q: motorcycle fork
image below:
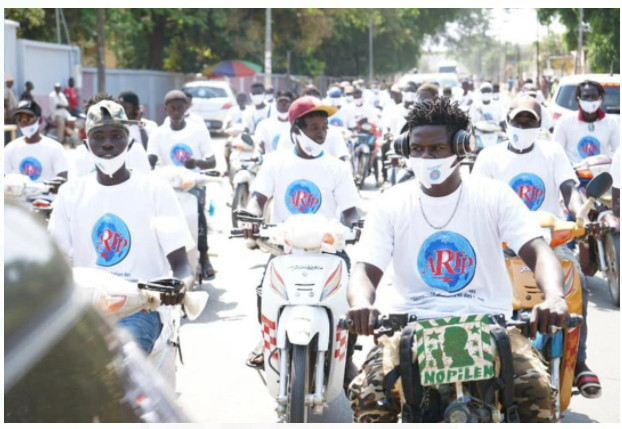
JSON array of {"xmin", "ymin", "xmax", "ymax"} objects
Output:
[{"xmin": 595, "ymin": 237, "xmax": 607, "ymax": 272}]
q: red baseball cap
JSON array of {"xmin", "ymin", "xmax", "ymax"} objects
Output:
[{"xmin": 288, "ymin": 96, "xmax": 337, "ymax": 125}]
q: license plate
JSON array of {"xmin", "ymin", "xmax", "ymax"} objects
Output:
[{"xmin": 415, "ymin": 314, "xmax": 495, "ymax": 386}]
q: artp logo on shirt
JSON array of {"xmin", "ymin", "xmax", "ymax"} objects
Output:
[
  {"xmin": 285, "ymin": 179, "xmax": 322, "ymax": 214},
  {"xmin": 577, "ymin": 136, "xmax": 601, "ymax": 158},
  {"xmin": 271, "ymin": 134, "xmax": 281, "ymax": 151},
  {"xmin": 19, "ymin": 157, "xmax": 42, "ymax": 181},
  {"xmin": 92, "ymin": 213, "xmax": 131, "ymax": 267},
  {"xmin": 483, "ymin": 112, "xmax": 494, "ymax": 121},
  {"xmin": 329, "ymin": 117, "xmax": 344, "ymax": 128},
  {"xmin": 417, "ymin": 231, "xmax": 476, "ymax": 293},
  {"xmin": 170, "ymin": 143, "xmax": 194, "ymax": 166},
  {"xmin": 430, "ymin": 169, "xmax": 441, "ymax": 180},
  {"xmin": 510, "ymin": 173, "xmax": 545, "ymax": 211}
]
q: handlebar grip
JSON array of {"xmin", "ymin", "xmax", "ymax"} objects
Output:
[
  {"xmin": 338, "ymin": 318, "xmax": 353, "ymax": 329},
  {"xmin": 564, "ymin": 314, "xmax": 584, "ymax": 328},
  {"xmin": 229, "ymin": 228, "xmax": 245, "ymax": 238}
]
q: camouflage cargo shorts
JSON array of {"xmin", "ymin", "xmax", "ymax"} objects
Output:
[{"xmin": 347, "ymin": 327, "xmax": 558, "ymax": 423}]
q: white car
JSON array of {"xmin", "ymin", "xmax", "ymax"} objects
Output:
[
  {"xmin": 181, "ymin": 81, "xmax": 237, "ymax": 132},
  {"xmin": 548, "ymin": 73, "xmax": 620, "ymax": 127},
  {"xmin": 398, "ymin": 72, "xmax": 462, "ymax": 100}
]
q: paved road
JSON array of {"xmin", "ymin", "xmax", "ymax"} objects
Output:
[{"xmin": 66, "ymin": 136, "xmax": 617, "ymax": 423}]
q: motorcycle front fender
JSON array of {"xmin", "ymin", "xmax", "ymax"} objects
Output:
[
  {"xmin": 277, "ymin": 306, "xmax": 330, "ymax": 351},
  {"xmin": 232, "ymin": 169, "xmax": 253, "ymax": 186}
]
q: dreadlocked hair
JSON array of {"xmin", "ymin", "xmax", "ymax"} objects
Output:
[
  {"xmin": 406, "ymin": 97, "xmax": 470, "ymax": 140},
  {"xmin": 84, "ymin": 93, "xmax": 119, "ymax": 113}
]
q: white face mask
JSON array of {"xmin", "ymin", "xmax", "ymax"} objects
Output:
[
  {"xmin": 354, "ymin": 98, "xmax": 363, "ymax": 107},
  {"xmin": 250, "ymin": 93, "xmax": 265, "ymax": 106},
  {"xmin": 402, "ymin": 92, "xmax": 417, "ymax": 103},
  {"xmin": 506, "ymin": 125, "xmax": 540, "ymax": 151},
  {"xmin": 277, "ymin": 111, "xmax": 289, "ymax": 121},
  {"xmin": 408, "ymin": 155, "xmax": 459, "ymax": 189},
  {"xmin": 329, "ymin": 97, "xmax": 342, "ymax": 107},
  {"xmin": 265, "ymin": 94, "xmax": 274, "ymax": 102},
  {"xmin": 492, "ymin": 92, "xmax": 500, "ymax": 100},
  {"xmin": 86, "ymin": 139, "xmax": 129, "ymax": 178},
  {"xmin": 345, "ymin": 95, "xmax": 354, "ymax": 103},
  {"xmin": 578, "ymin": 98, "xmax": 602, "ymax": 114},
  {"xmin": 20, "ymin": 121, "xmax": 39, "ymax": 138},
  {"xmin": 295, "ymin": 130, "xmax": 324, "ymax": 158},
  {"xmin": 481, "ymin": 93, "xmax": 492, "ymax": 103}
]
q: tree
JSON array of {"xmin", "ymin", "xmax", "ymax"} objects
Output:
[{"xmin": 537, "ymin": 8, "xmax": 620, "ymax": 73}]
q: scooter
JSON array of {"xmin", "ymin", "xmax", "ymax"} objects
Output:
[
  {"xmin": 4, "ymin": 173, "xmax": 65, "ymax": 220},
  {"xmin": 151, "ymin": 166, "xmax": 222, "ymax": 283},
  {"xmin": 352, "ymin": 119, "xmax": 381, "ymax": 189},
  {"xmin": 230, "ymin": 212, "xmax": 363, "ymax": 422},
  {"xmin": 72, "ymin": 267, "xmax": 208, "ymax": 388},
  {"xmin": 506, "ymin": 172, "xmax": 613, "ymax": 418},
  {"xmin": 229, "ymin": 133, "xmax": 262, "ymax": 228},
  {"xmin": 574, "ymin": 155, "xmax": 620, "ymax": 306}
]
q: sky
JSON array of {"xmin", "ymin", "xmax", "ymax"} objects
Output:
[{"xmin": 489, "ymin": 8, "xmax": 566, "ymax": 45}]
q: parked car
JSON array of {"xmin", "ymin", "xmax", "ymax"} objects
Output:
[
  {"xmin": 398, "ymin": 72, "xmax": 462, "ymax": 100},
  {"xmin": 548, "ymin": 73, "xmax": 620, "ymax": 127},
  {"xmin": 182, "ymin": 80, "xmax": 237, "ymax": 133},
  {"xmin": 4, "ymin": 203, "xmax": 190, "ymax": 423}
]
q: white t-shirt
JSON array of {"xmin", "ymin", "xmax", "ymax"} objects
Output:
[
  {"xmin": 349, "ymin": 102, "xmax": 379, "ymax": 125},
  {"xmin": 276, "ymin": 126, "xmax": 350, "ymax": 160},
  {"xmin": 472, "ymin": 140, "xmax": 577, "ymax": 218},
  {"xmin": 147, "ymin": 121, "xmax": 214, "ymax": 167},
  {"xmin": 253, "ymin": 115, "xmax": 290, "ymax": 154},
  {"xmin": 251, "ymin": 148, "xmax": 359, "ymax": 224},
  {"xmin": 48, "ymin": 90, "xmax": 70, "ymax": 118},
  {"xmin": 358, "ymin": 175, "xmax": 543, "ymax": 319},
  {"xmin": 469, "ymin": 101, "xmax": 505, "ymax": 124},
  {"xmin": 4, "ymin": 136, "xmax": 68, "ymax": 182},
  {"xmin": 612, "ymin": 148, "xmax": 620, "ymax": 189},
  {"xmin": 553, "ymin": 111, "xmax": 620, "ymax": 165},
  {"xmin": 163, "ymin": 111, "xmax": 210, "ymax": 133},
  {"xmin": 49, "ymin": 171, "xmax": 194, "ymax": 281},
  {"xmin": 329, "ymin": 106, "xmax": 356, "ymax": 130},
  {"xmin": 223, "ymin": 105, "xmax": 246, "ymax": 129},
  {"xmin": 128, "ymin": 120, "xmax": 158, "ymax": 149},
  {"xmin": 380, "ymin": 102, "xmax": 410, "ymax": 136},
  {"xmin": 242, "ymin": 104, "xmax": 273, "ymax": 133},
  {"xmin": 69, "ymin": 142, "xmax": 151, "ymax": 179}
]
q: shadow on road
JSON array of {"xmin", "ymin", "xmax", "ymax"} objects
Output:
[
  {"xmin": 182, "ymin": 280, "xmax": 240, "ymax": 326},
  {"xmin": 586, "ymin": 276, "xmax": 619, "ymax": 313}
]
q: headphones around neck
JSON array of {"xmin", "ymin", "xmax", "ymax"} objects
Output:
[{"xmin": 392, "ymin": 123, "xmax": 475, "ymax": 158}]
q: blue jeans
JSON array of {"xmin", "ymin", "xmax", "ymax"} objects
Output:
[{"xmin": 118, "ymin": 311, "xmax": 163, "ymax": 355}]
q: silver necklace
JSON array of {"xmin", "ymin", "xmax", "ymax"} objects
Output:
[{"xmin": 418, "ymin": 184, "xmax": 463, "ymax": 230}]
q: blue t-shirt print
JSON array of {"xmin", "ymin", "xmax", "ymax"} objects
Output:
[
  {"xmin": 509, "ymin": 173, "xmax": 545, "ymax": 211},
  {"xmin": 577, "ymin": 136, "xmax": 601, "ymax": 158},
  {"xmin": 170, "ymin": 143, "xmax": 194, "ymax": 166},
  {"xmin": 19, "ymin": 157, "xmax": 43, "ymax": 181},
  {"xmin": 417, "ymin": 231, "xmax": 476, "ymax": 293},
  {"xmin": 92, "ymin": 213, "xmax": 132, "ymax": 267},
  {"xmin": 285, "ymin": 179, "xmax": 322, "ymax": 214}
]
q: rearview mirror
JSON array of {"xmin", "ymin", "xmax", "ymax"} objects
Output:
[{"xmin": 586, "ymin": 172, "xmax": 612, "ymax": 199}]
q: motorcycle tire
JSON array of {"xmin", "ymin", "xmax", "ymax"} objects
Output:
[
  {"xmin": 604, "ymin": 232, "xmax": 620, "ymax": 307},
  {"xmin": 231, "ymin": 183, "xmax": 249, "ymax": 229},
  {"xmin": 288, "ymin": 345, "xmax": 310, "ymax": 423},
  {"xmin": 356, "ymin": 155, "xmax": 369, "ymax": 190},
  {"xmin": 374, "ymin": 156, "xmax": 382, "ymax": 188}
]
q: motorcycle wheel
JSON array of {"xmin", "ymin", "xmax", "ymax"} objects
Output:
[
  {"xmin": 604, "ymin": 233, "xmax": 620, "ymax": 307},
  {"xmin": 231, "ymin": 183, "xmax": 249, "ymax": 228},
  {"xmin": 374, "ymin": 156, "xmax": 382, "ymax": 187},
  {"xmin": 356, "ymin": 154, "xmax": 369, "ymax": 190},
  {"xmin": 287, "ymin": 345, "xmax": 310, "ymax": 423}
]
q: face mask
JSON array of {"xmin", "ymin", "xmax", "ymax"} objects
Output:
[
  {"xmin": 330, "ymin": 97, "xmax": 342, "ymax": 107},
  {"xmin": 295, "ymin": 130, "xmax": 324, "ymax": 158},
  {"xmin": 578, "ymin": 99, "xmax": 602, "ymax": 114},
  {"xmin": 251, "ymin": 93, "xmax": 265, "ymax": 106},
  {"xmin": 492, "ymin": 92, "xmax": 500, "ymax": 100},
  {"xmin": 86, "ymin": 139, "xmax": 129, "ymax": 178},
  {"xmin": 402, "ymin": 92, "xmax": 417, "ymax": 103},
  {"xmin": 481, "ymin": 93, "xmax": 492, "ymax": 102},
  {"xmin": 277, "ymin": 111, "xmax": 289, "ymax": 121},
  {"xmin": 345, "ymin": 95, "xmax": 354, "ymax": 103},
  {"xmin": 506, "ymin": 125, "xmax": 540, "ymax": 151},
  {"xmin": 20, "ymin": 121, "xmax": 39, "ymax": 138},
  {"xmin": 265, "ymin": 94, "xmax": 274, "ymax": 102},
  {"xmin": 408, "ymin": 155, "xmax": 459, "ymax": 189}
]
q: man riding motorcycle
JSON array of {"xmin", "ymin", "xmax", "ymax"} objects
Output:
[{"xmin": 345, "ymin": 97, "xmax": 566, "ymax": 423}]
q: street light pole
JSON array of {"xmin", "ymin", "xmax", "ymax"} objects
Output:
[
  {"xmin": 536, "ymin": 16, "xmax": 540, "ymax": 90},
  {"xmin": 265, "ymin": 8, "xmax": 272, "ymax": 89},
  {"xmin": 369, "ymin": 16, "xmax": 373, "ymax": 83},
  {"xmin": 576, "ymin": 8, "xmax": 584, "ymax": 74},
  {"xmin": 96, "ymin": 8, "xmax": 106, "ymax": 93}
]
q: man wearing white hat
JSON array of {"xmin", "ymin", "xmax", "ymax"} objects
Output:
[{"xmin": 48, "ymin": 82, "xmax": 71, "ymax": 143}]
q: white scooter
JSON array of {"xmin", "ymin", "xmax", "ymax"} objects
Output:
[
  {"xmin": 72, "ymin": 267, "xmax": 208, "ymax": 388},
  {"xmin": 231, "ymin": 212, "xmax": 363, "ymax": 423},
  {"xmin": 152, "ymin": 166, "xmax": 222, "ymax": 282},
  {"xmin": 229, "ymin": 133, "xmax": 262, "ymax": 228}
]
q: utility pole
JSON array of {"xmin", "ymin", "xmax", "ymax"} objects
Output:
[
  {"xmin": 265, "ymin": 8, "xmax": 272, "ymax": 89},
  {"xmin": 576, "ymin": 8, "xmax": 584, "ymax": 74},
  {"xmin": 55, "ymin": 8, "xmax": 61, "ymax": 44},
  {"xmin": 368, "ymin": 16, "xmax": 373, "ymax": 83},
  {"xmin": 286, "ymin": 50, "xmax": 291, "ymax": 90},
  {"xmin": 536, "ymin": 16, "xmax": 540, "ymax": 90},
  {"xmin": 96, "ymin": 9, "xmax": 106, "ymax": 93}
]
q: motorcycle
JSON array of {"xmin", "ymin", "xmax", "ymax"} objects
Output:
[
  {"xmin": 346, "ymin": 312, "xmax": 582, "ymax": 423},
  {"xmin": 230, "ymin": 211, "xmax": 363, "ymax": 422},
  {"xmin": 351, "ymin": 118, "xmax": 381, "ymax": 189},
  {"xmin": 4, "ymin": 173, "xmax": 65, "ymax": 220},
  {"xmin": 152, "ymin": 166, "xmax": 222, "ymax": 284},
  {"xmin": 72, "ymin": 267, "xmax": 208, "ymax": 388},
  {"xmin": 381, "ymin": 150, "xmax": 411, "ymax": 191},
  {"xmin": 229, "ymin": 133, "xmax": 262, "ymax": 228},
  {"xmin": 573, "ymin": 155, "xmax": 620, "ymax": 306},
  {"xmin": 44, "ymin": 113, "xmax": 85, "ymax": 147},
  {"xmin": 473, "ymin": 120, "xmax": 504, "ymax": 152},
  {"xmin": 506, "ymin": 172, "xmax": 613, "ymax": 418}
]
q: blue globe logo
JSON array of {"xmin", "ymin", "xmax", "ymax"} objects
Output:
[
  {"xmin": 509, "ymin": 173, "xmax": 545, "ymax": 210},
  {"xmin": 429, "ymin": 169, "xmax": 441, "ymax": 180},
  {"xmin": 577, "ymin": 136, "xmax": 601, "ymax": 158},
  {"xmin": 92, "ymin": 213, "xmax": 131, "ymax": 267},
  {"xmin": 285, "ymin": 179, "xmax": 322, "ymax": 214},
  {"xmin": 271, "ymin": 134, "xmax": 281, "ymax": 151},
  {"xmin": 330, "ymin": 117, "xmax": 344, "ymax": 128},
  {"xmin": 170, "ymin": 143, "xmax": 193, "ymax": 166},
  {"xmin": 19, "ymin": 157, "xmax": 42, "ymax": 181},
  {"xmin": 417, "ymin": 231, "xmax": 476, "ymax": 293}
]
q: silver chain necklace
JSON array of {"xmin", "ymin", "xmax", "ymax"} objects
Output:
[{"xmin": 418, "ymin": 184, "xmax": 463, "ymax": 230}]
